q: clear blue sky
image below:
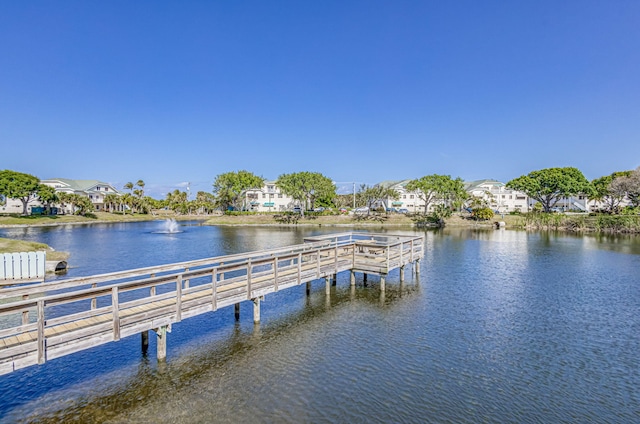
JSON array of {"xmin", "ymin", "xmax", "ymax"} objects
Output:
[{"xmin": 1, "ymin": 1, "xmax": 639, "ymax": 197}]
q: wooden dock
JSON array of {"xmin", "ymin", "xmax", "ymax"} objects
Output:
[{"xmin": 0, "ymin": 232, "xmax": 423, "ymax": 376}]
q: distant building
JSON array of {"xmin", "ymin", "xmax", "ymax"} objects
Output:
[
  {"xmin": 242, "ymin": 181, "xmax": 295, "ymax": 212},
  {"xmin": 464, "ymin": 179, "xmax": 529, "ymax": 213},
  {"xmin": 0, "ymin": 178, "xmax": 122, "ymax": 215},
  {"xmin": 377, "ymin": 180, "xmax": 428, "ymax": 212},
  {"xmin": 41, "ymin": 178, "xmax": 121, "ymax": 213}
]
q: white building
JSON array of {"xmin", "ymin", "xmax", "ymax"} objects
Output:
[
  {"xmin": 377, "ymin": 180, "xmax": 429, "ymax": 212},
  {"xmin": 41, "ymin": 178, "xmax": 121, "ymax": 213},
  {"xmin": 242, "ymin": 181, "xmax": 296, "ymax": 212},
  {"xmin": 0, "ymin": 178, "xmax": 121, "ymax": 215},
  {"xmin": 465, "ymin": 179, "xmax": 529, "ymax": 213}
]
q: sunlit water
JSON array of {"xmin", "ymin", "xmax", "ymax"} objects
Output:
[{"xmin": 0, "ymin": 222, "xmax": 639, "ymax": 423}]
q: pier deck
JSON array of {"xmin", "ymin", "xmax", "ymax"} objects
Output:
[{"xmin": 0, "ymin": 232, "xmax": 423, "ymax": 375}]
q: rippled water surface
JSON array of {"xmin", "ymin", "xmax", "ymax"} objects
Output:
[{"xmin": 0, "ymin": 223, "xmax": 639, "ymax": 423}]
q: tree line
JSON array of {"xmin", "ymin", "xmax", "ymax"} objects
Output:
[{"xmin": 1, "ymin": 166, "xmax": 639, "ymax": 217}]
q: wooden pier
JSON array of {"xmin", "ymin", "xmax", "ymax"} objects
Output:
[{"xmin": 0, "ymin": 232, "xmax": 423, "ymax": 376}]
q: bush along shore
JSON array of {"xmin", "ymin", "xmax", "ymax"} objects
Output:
[{"xmin": 520, "ymin": 213, "xmax": 640, "ymax": 233}]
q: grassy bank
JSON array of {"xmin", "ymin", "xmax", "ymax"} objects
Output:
[
  {"xmin": 1, "ymin": 210, "xmax": 523, "ymax": 229},
  {"xmin": 0, "ymin": 237, "xmax": 69, "ymax": 261},
  {"xmin": 0, "ymin": 211, "xmax": 161, "ymax": 227}
]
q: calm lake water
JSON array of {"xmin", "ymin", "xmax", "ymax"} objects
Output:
[{"xmin": 0, "ymin": 222, "xmax": 639, "ymax": 423}]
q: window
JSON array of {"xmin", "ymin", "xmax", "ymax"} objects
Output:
[
  {"xmin": 278, "ymin": 194, "xmax": 283, "ymax": 198},
  {"xmin": 410, "ymin": 195, "xmax": 414, "ymax": 199},
  {"xmin": 509, "ymin": 195, "xmax": 512, "ymax": 199},
  {"xmin": 262, "ymin": 193, "xmax": 266, "ymax": 198}
]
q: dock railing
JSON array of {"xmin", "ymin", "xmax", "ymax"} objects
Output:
[{"xmin": 0, "ymin": 232, "xmax": 423, "ymax": 375}]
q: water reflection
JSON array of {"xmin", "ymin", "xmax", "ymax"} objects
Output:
[{"xmin": 0, "ymin": 225, "xmax": 639, "ymax": 423}]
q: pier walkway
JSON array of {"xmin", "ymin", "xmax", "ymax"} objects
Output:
[{"xmin": 0, "ymin": 232, "xmax": 423, "ymax": 376}]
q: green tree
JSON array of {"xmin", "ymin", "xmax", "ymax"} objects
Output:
[
  {"xmin": 0, "ymin": 170, "xmax": 42, "ymax": 215},
  {"xmin": 71, "ymin": 194, "xmax": 94, "ymax": 216},
  {"xmin": 276, "ymin": 172, "xmax": 336, "ymax": 216},
  {"xmin": 506, "ymin": 167, "xmax": 592, "ymax": 213},
  {"xmin": 591, "ymin": 171, "xmax": 631, "ymax": 213},
  {"xmin": 406, "ymin": 174, "xmax": 466, "ymax": 215},
  {"xmin": 103, "ymin": 193, "xmax": 120, "ymax": 213},
  {"xmin": 611, "ymin": 166, "xmax": 640, "ymax": 208},
  {"xmin": 195, "ymin": 191, "xmax": 216, "ymax": 214},
  {"xmin": 36, "ymin": 184, "xmax": 58, "ymax": 212},
  {"xmin": 472, "ymin": 207, "xmax": 494, "ymax": 221},
  {"xmin": 136, "ymin": 180, "xmax": 145, "ymax": 196},
  {"xmin": 166, "ymin": 189, "xmax": 188, "ymax": 214},
  {"xmin": 356, "ymin": 184, "xmax": 400, "ymax": 214},
  {"xmin": 213, "ymin": 170, "xmax": 264, "ymax": 211}
]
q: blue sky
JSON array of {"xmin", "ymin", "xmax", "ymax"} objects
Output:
[{"xmin": 1, "ymin": 1, "xmax": 639, "ymax": 198}]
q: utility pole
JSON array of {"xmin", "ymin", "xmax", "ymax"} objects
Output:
[{"xmin": 353, "ymin": 182, "xmax": 356, "ymax": 209}]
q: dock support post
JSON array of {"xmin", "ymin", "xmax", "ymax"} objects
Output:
[
  {"xmin": 332, "ymin": 274, "xmax": 337, "ymax": 286},
  {"xmin": 306, "ymin": 281, "xmax": 311, "ymax": 296},
  {"xmin": 253, "ymin": 297, "xmax": 261, "ymax": 323},
  {"xmin": 363, "ymin": 273, "xmax": 368, "ymax": 286},
  {"xmin": 157, "ymin": 326, "xmax": 168, "ymax": 361},
  {"xmin": 234, "ymin": 303, "xmax": 240, "ymax": 321},
  {"xmin": 350, "ymin": 270, "xmax": 355, "ymax": 286},
  {"xmin": 325, "ymin": 276, "xmax": 331, "ymax": 295},
  {"xmin": 380, "ymin": 275, "xmax": 386, "ymax": 292},
  {"xmin": 400, "ymin": 266, "xmax": 405, "ymax": 282},
  {"xmin": 415, "ymin": 259, "xmax": 420, "ymax": 277},
  {"xmin": 141, "ymin": 330, "xmax": 149, "ymax": 354}
]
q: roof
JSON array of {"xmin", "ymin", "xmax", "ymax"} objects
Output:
[
  {"xmin": 42, "ymin": 178, "xmax": 121, "ymax": 194},
  {"xmin": 464, "ymin": 179, "xmax": 505, "ymax": 191}
]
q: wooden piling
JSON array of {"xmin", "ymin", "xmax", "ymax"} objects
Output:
[
  {"xmin": 400, "ymin": 266, "xmax": 405, "ymax": 282},
  {"xmin": 380, "ymin": 275, "xmax": 386, "ymax": 291},
  {"xmin": 156, "ymin": 326, "xmax": 167, "ymax": 361},
  {"xmin": 350, "ymin": 270, "xmax": 355, "ymax": 286},
  {"xmin": 325, "ymin": 276, "xmax": 330, "ymax": 295},
  {"xmin": 141, "ymin": 330, "xmax": 149, "ymax": 354},
  {"xmin": 253, "ymin": 297, "xmax": 261, "ymax": 323},
  {"xmin": 306, "ymin": 281, "xmax": 311, "ymax": 296},
  {"xmin": 332, "ymin": 274, "xmax": 337, "ymax": 286},
  {"xmin": 234, "ymin": 303, "xmax": 240, "ymax": 321}
]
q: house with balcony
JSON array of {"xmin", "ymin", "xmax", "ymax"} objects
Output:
[
  {"xmin": 242, "ymin": 181, "xmax": 296, "ymax": 212},
  {"xmin": 377, "ymin": 180, "xmax": 428, "ymax": 212},
  {"xmin": 465, "ymin": 179, "xmax": 529, "ymax": 213},
  {"xmin": 41, "ymin": 178, "xmax": 121, "ymax": 213}
]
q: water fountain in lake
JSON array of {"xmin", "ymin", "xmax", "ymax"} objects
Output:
[{"xmin": 153, "ymin": 218, "xmax": 183, "ymax": 234}]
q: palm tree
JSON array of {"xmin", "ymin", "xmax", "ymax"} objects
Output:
[
  {"xmin": 123, "ymin": 182, "xmax": 134, "ymax": 194},
  {"xmin": 136, "ymin": 180, "xmax": 145, "ymax": 197},
  {"xmin": 104, "ymin": 193, "xmax": 119, "ymax": 213}
]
